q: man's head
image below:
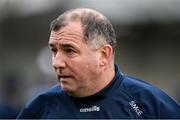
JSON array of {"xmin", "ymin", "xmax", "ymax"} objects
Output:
[{"xmin": 49, "ymin": 8, "xmax": 117, "ymax": 97}]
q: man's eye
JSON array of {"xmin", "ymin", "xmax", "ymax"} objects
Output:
[
  {"xmin": 65, "ymin": 49, "xmax": 75, "ymax": 55},
  {"xmin": 50, "ymin": 48, "xmax": 57, "ymax": 54}
]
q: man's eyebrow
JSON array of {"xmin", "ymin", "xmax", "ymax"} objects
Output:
[
  {"xmin": 48, "ymin": 42, "xmax": 78, "ymax": 50},
  {"xmin": 59, "ymin": 43, "xmax": 76, "ymax": 49}
]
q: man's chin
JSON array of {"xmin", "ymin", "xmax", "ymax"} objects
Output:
[
  {"xmin": 61, "ymin": 86, "xmax": 81, "ymax": 97},
  {"xmin": 60, "ymin": 84, "xmax": 75, "ymax": 94},
  {"xmin": 59, "ymin": 83, "xmax": 83, "ymax": 97},
  {"xmin": 63, "ymin": 89, "xmax": 77, "ymax": 97}
]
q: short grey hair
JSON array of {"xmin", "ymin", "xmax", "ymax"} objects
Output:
[{"xmin": 50, "ymin": 8, "xmax": 116, "ymax": 54}]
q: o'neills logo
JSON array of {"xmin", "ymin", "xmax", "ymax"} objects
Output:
[{"xmin": 80, "ymin": 105, "xmax": 100, "ymax": 112}]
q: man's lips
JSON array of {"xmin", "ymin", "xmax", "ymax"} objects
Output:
[{"xmin": 57, "ymin": 75, "xmax": 72, "ymax": 81}]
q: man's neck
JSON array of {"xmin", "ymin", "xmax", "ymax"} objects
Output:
[
  {"xmin": 99, "ymin": 64, "xmax": 115, "ymax": 92},
  {"xmin": 83, "ymin": 64, "xmax": 115, "ymax": 97},
  {"xmin": 69, "ymin": 64, "xmax": 115, "ymax": 98}
]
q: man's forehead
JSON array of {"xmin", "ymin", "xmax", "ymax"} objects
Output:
[
  {"xmin": 50, "ymin": 22, "xmax": 83, "ymax": 36},
  {"xmin": 50, "ymin": 31, "xmax": 83, "ymax": 41},
  {"xmin": 49, "ymin": 32, "xmax": 86, "ymax": 48}
]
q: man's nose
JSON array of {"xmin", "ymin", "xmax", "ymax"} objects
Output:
[{"xmin": 52, "ymin": 52, "xmax": 66, "ymax": 69}]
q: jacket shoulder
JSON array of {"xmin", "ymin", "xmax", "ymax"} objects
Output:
[
  {"xmin": 26, "ymin": 84, "xmax": 62, "ymax": 106},
  {"xmin": 17, "ymin": 84, "xmax": 62, "ymax": 119},
  {"xmin": 120, "ymin": 75, "xmax": 180, "ymax": 118}
]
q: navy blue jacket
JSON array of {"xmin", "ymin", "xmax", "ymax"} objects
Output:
[{"xmin": 17, "ymin": 65, "xmax": 180, "ymax": 119}]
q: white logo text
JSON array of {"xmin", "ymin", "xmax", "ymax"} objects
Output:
[
  {"xmin": 129, "ymin": 101, "xmax": 143, "ymax": 116},
  {"xmin": 80, "ymin": 105, "xmax": 100, "ymax": 112}
]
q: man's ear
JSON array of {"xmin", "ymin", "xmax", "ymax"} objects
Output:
[{"xmin": 99, "ymin": 44, "xmax": 113, "ymax": 66}]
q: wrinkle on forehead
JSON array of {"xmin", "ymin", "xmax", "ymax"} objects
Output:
[
  {"xmin": 50, "ymin": 22, "xmax": 85, "ymax": 43},
  {"xmin": 50, "ymin": 32, "xmax": 84, "ymax": 45}
]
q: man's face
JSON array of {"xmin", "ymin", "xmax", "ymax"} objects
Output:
[{"xmin": 49, "ymin": 22, "xmax": 102, "ymax": 97}]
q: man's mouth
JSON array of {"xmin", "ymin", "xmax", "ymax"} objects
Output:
[{"xmin": 57, "ymin": 75, "xmax": 72, "ymax": 81}]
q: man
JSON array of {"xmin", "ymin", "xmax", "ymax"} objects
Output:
[{"xmin": 17, "ymin": 8, "xmax": 180, "ymax": 119}]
